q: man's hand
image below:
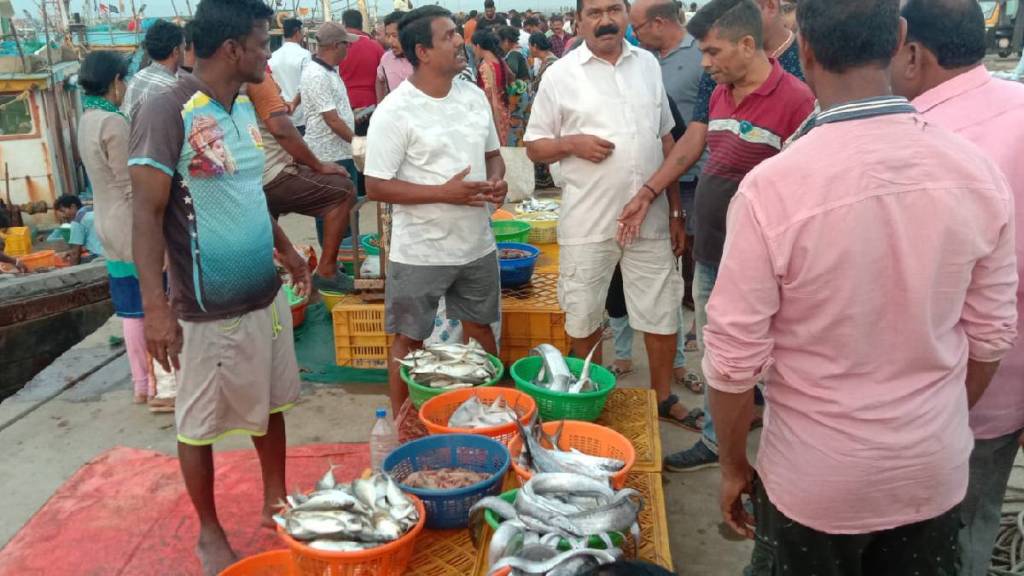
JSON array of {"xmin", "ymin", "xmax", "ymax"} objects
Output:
[
  {"xmin": 145, "ymin": 301, "xmax": 183, "ymax": 372},
  {"xmin": 13, "ymin": 259, "xmax": 27, "ymax": 273},
  {"xmin": 315, "ymin": 161, "xmax": 348, "ymax": 178},
  {"xmin": 670, "ymin": 217, "xmax": 686, "ymax": 257},
  {"xmin": 616, "ymin": 189, "xmax": 654, "ymax": 246},
  {"xmin": 446, "ymin": 166, "xmax": 493, "ymax": 207},
  {"xmin": 567, "ymin": 134, "xmax": 615, "ymax": 163},
  {"xmin": 720, "ymin": 462, "xmax": 755, "ymax": 539},
  {"xmin": 280, "ymin": 246, "xmax": 311, "ymax": 298},
  {"xmin": 488, "ymin": 177, "xmax": 509, "ymax": 205}
]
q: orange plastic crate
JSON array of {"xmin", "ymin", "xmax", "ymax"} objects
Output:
[
  {"xmin": 331, "ymin": 296, "xmax": 394, "ymax": 368},
  {"xmin": 499, "ymin": 273, "xmax": 569, "ymax": 365}
]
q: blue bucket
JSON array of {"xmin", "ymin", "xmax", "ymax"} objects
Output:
[
  {"xmin": 497, "ymin": 242, "xmax": 540, "ymax": 288},
  {"xmin": 382, "ymin": 434, "xmax": 510, "ymax": 529}
]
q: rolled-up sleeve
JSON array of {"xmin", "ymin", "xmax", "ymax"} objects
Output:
[
  {"xmin": 702, "ymin": 188, "xmax": 780, "ymax": 393},
  {"xmin": 963, "ymin": 192, "xmax": 1018, "ymax": 363}
]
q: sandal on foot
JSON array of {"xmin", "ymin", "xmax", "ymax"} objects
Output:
[
  {"xmin": 658, "ymin": 394, "xmax": 693, "ymax": 428},
  {"xmin": 680, "ymin": 407, "xmax": 705, "ymax": 433},
  {"xmin": 606, "ymin": 363, "xmax": 635, "ymax": 378},
  {"xmin": 684, "ymin": 332, "xmax": 698, "ymax": 352},
  {"xmin": 677, "ymin": 372, "xmax": 704, "ymax": 394}
]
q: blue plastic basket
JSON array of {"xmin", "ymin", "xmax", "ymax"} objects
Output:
[
  {"xmin": 497, "ymin": 242, "xmax": 540, "ymax": 288},
  {"xmin": 382, "ymin": 434, "xmax": 510, "ymax": 529}
]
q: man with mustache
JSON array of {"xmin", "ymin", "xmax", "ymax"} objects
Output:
[
  {"xmin": 365, "ymin": 6, "xmax": 508, "ymax": 416},
  {"xmin": 524, "ymin": 0, "xmax": 687, "ymax": 426}
]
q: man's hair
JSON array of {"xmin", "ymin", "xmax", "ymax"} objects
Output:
[
  {"xmin": 384, "ymin": 10, "xmax": 405, "ymax": 27},
  {"xmin": 498, "ymin": 25, "xmax": 520, "ymax": 43},
  {"xmin": 524, "ymin": 15, "xmax": 540, "ymax": 27},
  {"xmin": 282, "ymin": 17, "xmax": 303, "ymax": 38},
  {"xmin": 902, "ymin": 0, "xmax": 985, "ymax": 69},
  {"xmin": 143, "ymin": 19, "xmax": 183, "ymax": 61},
  {"xmin": 55, "ymin": 195, "xmax": 83, "ymax": 211},
  {"xmin": 469, "ymin": 9, "xmax": 478, "ymax": 16},
  {"xmin": 399, "ymin": 5, "xmax": 452, "ymax": 66},
  {"xmin": 686, "ymin": 0, "xmax": 762, "ymax": 45},
  {"xmin": 510, "ymin": 15, "xmax": 523, "ymax": 27},
  {"xmin": 550, "ymin": 13, "xmax": 563, "ymax": 22},
  {"xmin": 79, "ymin": 50, "xmax": 129, "ymax": 96},
  {"xmin": 689, "ymin": 1, "xmax": 697, "ymax": 10},
  {"xmin": 484, "ymin": 0, "xmax": 495, "ymax": 8},
  {"xmin": 342, "ymin": 9, "xmax": 363, "ymax": 29},
  {"xmin": 183, "ymin": 19, "xmax": 196, "ymax": 49},
  {"xmin": 529, "ymin": 31, "xmax": 551, "ymax": 50},
  {"xmin": 646, "ymin": 0, "xmax": 681, "ymax": 23},
  {"xmin": 192, "ymin": 0, "xmax": 273, "ymax": 59},
  {"xmin": 797, "ymin": 0, "xmax": 899, "ymax": 73}
]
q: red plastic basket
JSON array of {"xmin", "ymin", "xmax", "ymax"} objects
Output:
[
  {"xmin": 276, "ymin": 495, "xmax": 426, "ymax": 576},
  {"xmin": 417, "ymin": 387, "xmax": 537, "ymax": 447},
  {"xmin": 507, "ymin": 420, "xmax": 636, "ymax": 489}
]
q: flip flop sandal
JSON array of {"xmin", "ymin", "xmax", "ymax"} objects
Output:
[
  {"xmin": 684, "ymin": 332, "xmax": 699, "ymax": 352},
  {"xmin": 606, "ymin": 363, "xmax": 635, "ymax": 378},
  {"xmin": 678, "ymin": 372, "xmax": 704, "ymax": 394},
  {"xmin": 658, "ymin": 394, "xmax": 694, "ymax": 429},
  {"xmin": 680, "ymin": 407, "xmax": 705, "ymax": 433}
]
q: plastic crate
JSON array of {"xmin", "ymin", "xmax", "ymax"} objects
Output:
[
  {"xmin": 499, "ymin": 273, "xmax": 569, "ymax": 366},
  {"xmin": 331, "ymin": 296, "xmax": 394, "ymax": 368},
  {"xmin": 2, "ymin": 226, "xmax": 31, "ymax": 256}
]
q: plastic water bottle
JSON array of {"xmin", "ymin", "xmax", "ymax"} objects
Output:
[{"xmin": 369, "ymin": 408, "xmax": 399, "ymax": 470}]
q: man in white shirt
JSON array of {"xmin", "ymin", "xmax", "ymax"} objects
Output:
[
  {"xmin": 525, "ymin": 0, "xmax": 687, "ymax": 424},
  {"xmin": 121, "ymin": 19, "xmax": 184, "ymax": 120},
  {"xmin": 301, "ymin": 23, "xmax": 361, "ymax": 180},
  {"xmin": 269, "ymin": 18, "xmax": 311, "ymax": 134},
  {"xmin": 365, "ymin": 5, "xmax": 508, "ymax": 415}
]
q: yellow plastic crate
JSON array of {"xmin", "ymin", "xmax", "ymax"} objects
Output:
[
  {"xmin": 331, "ymin": 296, "xmax": 394, "ymax": 368},
  {"xmin": 499, "ymin": 273, "xmax": 569, "ymax": 365},
  {"xmin": 596, "ymin": 389, "xmax": 663, "ymax": 473},
  {"xmin": 2, "ymin": 226, "xmax": 31, "ymax": 256}
]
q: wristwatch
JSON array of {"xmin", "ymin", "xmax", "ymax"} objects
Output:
[{"xmin": 671, "ymin": 210, "xmax": 684, "ymax": 220}]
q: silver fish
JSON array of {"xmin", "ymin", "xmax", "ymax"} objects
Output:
[
  {"xmin": 309, "ymin": 540, "xmax": 367, "ymax": 552},
  {"xmin": 531, "ymin": 344, "xmax": 573, "ymax": 392},
  {"xmin": 487, "ymin": 520, "xmax": 526, "ymax": 567},
  {"xmin": 568, "ymin": 341, "xmax": 600, "ymax": 394},
  {"xmin": 448, "ymin": 394, "xmax": 519, "ymax": 428},
  {"xmin": 315, "ymin": 464, "xmax": 338, "ymax": 491},
  {"xmin": 352, "ymin": 478, "xmax": 378, "ymax": 511},
  {"xmin": 490, "ymin": 547, "xmax": 621, "ymax": 575},
  {"xmin": 290, "ymin": 489, "xmax": 363, "ymax": 513}
]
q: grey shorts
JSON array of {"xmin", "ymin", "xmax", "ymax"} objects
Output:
[{"xmin": 385, "ymin": 251, "xmax": 501, "ymax": 341}]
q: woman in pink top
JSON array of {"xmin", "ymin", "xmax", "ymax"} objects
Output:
[{"xmin": 470, "ymin": 29, "xmax": 511, "ymax": 145}]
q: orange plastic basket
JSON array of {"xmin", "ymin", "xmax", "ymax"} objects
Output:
[
  {"xmin": 19, "ymin": 250, "xmax": 55, "ymax": 271},
  {"xmin": 508, "ymin": 420, "xmax": 636, "ymax": 489},
  {"xmin": 277, "ymin": 495, "xmax": 426, "ymax": 576},
  {"xmin": 219, "ymin": 550, "xmax": 296, "ymax": 576},
  {"xmin": 418, "ymin": 387, "xmax": 538, "ymax": 447}
]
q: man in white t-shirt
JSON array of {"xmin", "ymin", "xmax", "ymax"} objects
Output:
[
  {"xmin": 365, "ymin": 5, "xmax": 508, "ymax": 414},
  {"xmin": 301, "ymin": 23, "xmax": 361, "ymax": 181},
  {"xmin": 269, "ymin": 18, "xmax": 311, "ymax": 133}
]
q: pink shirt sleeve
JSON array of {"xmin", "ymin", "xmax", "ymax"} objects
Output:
[
  {"xmin": 701, "ymin": 186, "xmax": 780, "ymax": 394},
  {"xmin": 962, "ymin": 178, "xmax": 1018, "ymax": 363}
]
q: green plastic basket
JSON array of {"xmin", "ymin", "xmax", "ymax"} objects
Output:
[
  {"xmin": 360, "ymin": 233, "xmax": 381, "ymax": 256},
  {"xmin": 483, "ymin": 489, "xmax": 626, "ymax": 550},
  {"xmin": 510, "ymin": 356, "xmax": 616, "ymax": 422},
  {"xmin": 491, "ymin": 220, "xmax": 532, "ymax": 243},
  {"xmin": 401, "ymin": 354, "xmax": 504, "ymax": 408}
]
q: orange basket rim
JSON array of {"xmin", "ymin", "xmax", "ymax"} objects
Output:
[
  {"xmin": 418, "ymin": 387, "xmax": 538, "ymax": 436},
  {"xmin": 219, "ymin": 549, "xmax": 293, "ymax": 575},
  {"xmin": 276, "ymin": 494, "xmax": 426, "ymax": 560},
  {"xmin": 507, "ymin": 420, "xmax": 636, "ymax": 483},
  {"xmin": 21, "ymin": 250, "xmax": 55, "ymax": 260}
]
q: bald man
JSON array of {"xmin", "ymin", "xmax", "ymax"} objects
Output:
[{"xmin": 892, "ymin": 2, "xmax": 1024, "ymax": 574}]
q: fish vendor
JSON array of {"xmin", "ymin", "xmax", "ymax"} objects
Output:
[
  {"xmin": 128, "ymin": 0, "xmax": 310, "ymax": 572},
  {"xmin": 54, "ymin": 194, "xmax": 104, "ymax": 265},
  {"xmin": 701, "ymin": 0, "xmax": 1018, "ymax": 573},
  {"xmin": 365, "ymin": 5, "xmax": 509, "ymax": 416},
  {"xmin": 523, "ymin": 0, "xmax": 687, "ymax": 425}
]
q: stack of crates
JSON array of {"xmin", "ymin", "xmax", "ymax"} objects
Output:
[
  {"xmin": 1, "ymin": 227, "xmax": 31, "ymax": 256},
  {"xmin": 331, "ymin": 293, "xmax": 394, "ymax": 368}
]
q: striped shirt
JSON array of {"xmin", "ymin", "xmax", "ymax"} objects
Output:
[
  {"xmin": 692, "ymin": 59, "xmax": 814, "ymax": 265},
  {"xmin": 121, "ymin": 61, "xmax": 179, "ymax": 121}
]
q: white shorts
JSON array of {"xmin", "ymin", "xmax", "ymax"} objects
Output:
[{"xmin": 558, "ymin": 238, "xmax": 684, "ymax": 338}]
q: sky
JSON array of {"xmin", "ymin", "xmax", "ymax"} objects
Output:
[{"xmin": 13, "ymin": 0, "xmax": 580, "ymax": 20}]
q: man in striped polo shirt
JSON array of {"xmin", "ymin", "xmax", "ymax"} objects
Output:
[{"xmin": 663, "ymin": 0, "xmax": 814, "ymax": 471}]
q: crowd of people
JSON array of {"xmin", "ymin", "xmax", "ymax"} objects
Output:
[{"xmin": 64, "ymin": 0, "xmax": 1024, "ymax": 573}]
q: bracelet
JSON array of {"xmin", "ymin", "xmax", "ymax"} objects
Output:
[{"xmin": 642, "ymin": 184, "xmax": 658, "ymax": 198}]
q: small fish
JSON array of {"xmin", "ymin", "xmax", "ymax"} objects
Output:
[
  {"xmin": 314, "ymin": 464, "xmax": 337, "ymax": 491},
  {"xmin": 352, "ymin": 478, "xmax": 378, "ymax": 511},
  {"xmin": 290, "ymin": 489, "xmax": 363, "ymax": 512},
  {"xmin": 309, "ymin": 540, "xmax": 367, "ymax": 552},
  {"xmin": 448, "ymin": 394, "xmax": 519, "ymax": 429}
]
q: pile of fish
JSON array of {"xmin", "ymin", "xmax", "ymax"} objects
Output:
[
  {"xmin": 531, "ymin": 343, "xmax": 598, "ymax": 394},
  {"xmin": 515, "ymin": 419, "xmax": 626, "ymax": 483},
  {"xmin": 448, "ymin": 394, "xmax": 520, "ymax": 429},
  {"xmin": 399, "ymin": 339, "xmax": 497, "ymax": 390},
  {"xmin": 273, "ymin": 467, "xmax": 420, "ymax": 552},
  {"xmin": 516, "ymin": 198, "xmax": 560, "ymax": 216},
  {"xmin": 469, "ymin": 472, "xmax": 642, "ymax": 575},
  {"xmin": 402, "ymin": 467, "xmax": 492, "ymax": 490}
]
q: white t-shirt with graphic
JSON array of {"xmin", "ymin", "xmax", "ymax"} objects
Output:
[
  {"xmin": 364, "ymin": 79, "xmax": 499, "ymax": 266},
  {"xmin": 300, "ymin": 60, "xmax": 355, "ymax": 162}
]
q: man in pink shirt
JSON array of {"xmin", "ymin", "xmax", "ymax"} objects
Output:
[
  {"xmin": 376, "ymin": 10, "xmax": 414, "ymax": 102},
  {"xmin": 705, "ymin": 0, "xmax": 1018, "ymax": 573},
  {"xmin": 892, "ymin": 1, "xmax": 1024, "ymax": 574}
]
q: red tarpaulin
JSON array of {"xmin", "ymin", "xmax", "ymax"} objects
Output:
[{"xmin": 0, "ymin": 444, "xmax": 371, "ymax": 576}]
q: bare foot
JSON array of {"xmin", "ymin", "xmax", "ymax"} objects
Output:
[
  {"xmin": 261, "ymin": 504, "xmax": 281, "ymax": 529},
  {"xmin": 196, "ymin": 526, "xmax": 238, "ymax": 576},
  {"xmin": 673, "ymin": 367, "xmax": 687, "ymax": 381}
]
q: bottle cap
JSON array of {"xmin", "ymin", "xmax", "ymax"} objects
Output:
[{"xmin": 376, "ymin": 408, "xmax": 387, "ymax": 419}]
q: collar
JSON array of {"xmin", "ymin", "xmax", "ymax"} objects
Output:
[
  {"xmin": 148, "ymin": 60, "xmax": 177, "ymax": 78},
  {"xmin": 347, "ymin": 28, "xmax": 370, "ymax": 38},
  {"xmin": 82, "ymin": 95, "xmax": 127, "ymax": 119},
  {"xmin": 312, "ymin": 55, "xmax": 336, "ymax": 72},
  {"xmin": 815, "ymin": 95, "xmax": 916, "ymax": 126},
  {"xmin": 659, "ymin": 33, "xmax": 695, "ymax": 60},
  {"xmin": 911, "ymin": 64, "xmax": 990, "ymax": 114},
  {"xmin": 578, "ymin": 39, "xmax": 638, "ymax": 66},
  {"xmin": 178, "ymin": 71, "xmax": 243, "ymax": 113},
  {"xmin": 725, "ymin": 58, "xmax": 784, "ymax": 99}
]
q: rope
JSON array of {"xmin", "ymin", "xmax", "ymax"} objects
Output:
[{"xmin": 990, "ymin": 468, "xmax": 1024, "ymax": 575}]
